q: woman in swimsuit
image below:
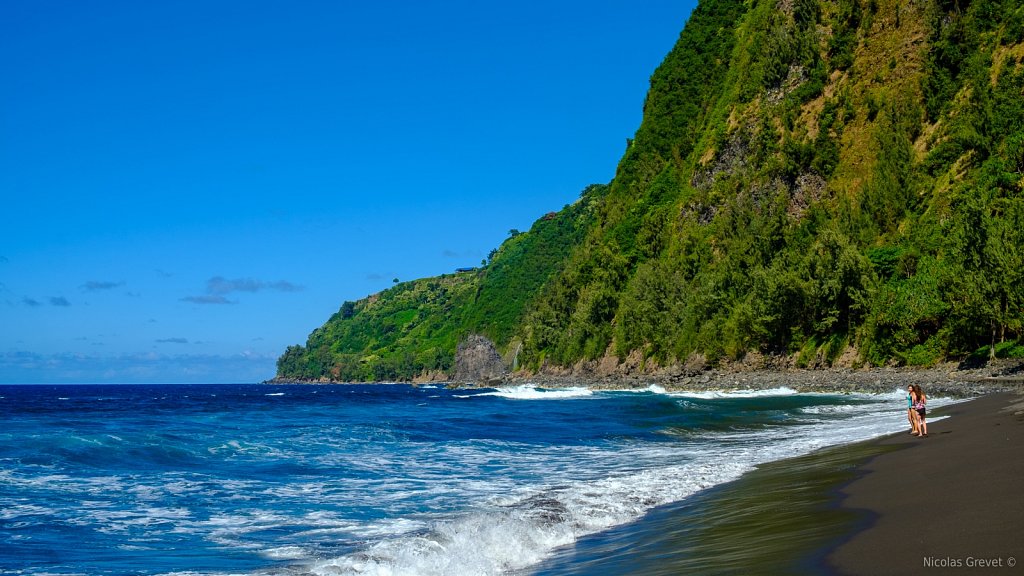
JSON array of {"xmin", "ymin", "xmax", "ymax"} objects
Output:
[
  {"xmin": 912, "ymin": 384, "xmax": 927, "ymax": 437},
  {"xmin": 907, "ymin": 385, "xmax": 919, "ymax": 435}
]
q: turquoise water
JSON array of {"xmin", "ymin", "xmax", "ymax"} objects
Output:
[{"xmin": 0, "ymin": 383, "xmax": 930, "ymax": 575}]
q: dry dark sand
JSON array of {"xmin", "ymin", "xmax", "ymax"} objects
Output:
[{"xmin": 828, "ymin": 392, "xmax": 1024, "ymax": 575}]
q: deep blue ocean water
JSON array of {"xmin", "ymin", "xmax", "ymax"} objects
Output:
[{"xmin": 0, "ymin": 382, "xmax": 939, "ymax": 575}]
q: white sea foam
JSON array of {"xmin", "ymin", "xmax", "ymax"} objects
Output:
[
  {"xmin": 799, "ymin": 403, "xmax": 866, "ymax": 415},
  {"xmin": 307, "ymin": 459, "xmax": 751, "ymax": 576},
  {"xmin": 476, "ymin": 385, "xmax": 594, "ymax": 400},
  {"xmin": 0, "ymin": 503, "xmax": 58, "ymax": 520},
  {"xmin": 344, "ymin": 517, "xmax": 429, "ymax": 538},
  {"xmin": 670, "ymin": 386, "xmax": 800, "ymax": 399},
  {"xmin": 260, "ymin": 545, "xmax": 308, "ymax": 560},
  {"xmin": 293, "ymin": 392, "xmax": 922, "ymax": 576},
  {"xmin": 610, "ymin": 384, "xmax": 668, "ymax": 394},
  {"xmin": 264, "ymin": 392, "xmax": 285, "ymax": 397}
]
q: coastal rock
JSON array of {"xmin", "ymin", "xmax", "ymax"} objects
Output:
[
  {"xmin": 501, "ymin": 359, "xmax": 1024, "ymax": 399},
  {"xmin": 413, "ymin": 369, "xmax": 447, "ymax": 384},
  {"xmin": 453, "ymin": 334, "xmax": 507, "ymax": 384}
]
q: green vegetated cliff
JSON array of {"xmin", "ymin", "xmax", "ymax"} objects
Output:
[
  {"xmin": 277, "ymin": 0, "xmax": 1024, "ymax": 382},
  {"xmin": 276, "ymin": 187, "xmax": 602, "ymax": 381}
]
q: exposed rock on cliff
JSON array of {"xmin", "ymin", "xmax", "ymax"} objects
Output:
[{"xmin": 454, "ymin": 334, "xmax": 507, "ymax": 383}]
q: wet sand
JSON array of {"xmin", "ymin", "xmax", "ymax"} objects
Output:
[
  {"xmin": 531, "ymin": 441, "xmax": 891, "ymax": 575},
  {"xmin": 530, "ymin": 390, "xmax": 1023, "ymax": 575},
  {"xmin": 827, "ymin": 391, "xmax": 1024, "ymax": 575}
]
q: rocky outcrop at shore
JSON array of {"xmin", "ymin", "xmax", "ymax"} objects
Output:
[
  {"xmin": 269, "ymin": 359, "xmax": 1023, "ymax": 398},
  {"xmin": 505, "ymin": 359, "xmax": 1024, "ymax": 397}
]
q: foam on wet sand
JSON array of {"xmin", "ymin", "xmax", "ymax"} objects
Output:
[{"xmin": 827, "ymin": 391, "xmax": 1024, "ymax": 575}]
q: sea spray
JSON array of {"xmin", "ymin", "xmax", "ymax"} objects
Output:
[{"xmin": 0, "ymin": 383, "xmax": 959, "ymax": 576}]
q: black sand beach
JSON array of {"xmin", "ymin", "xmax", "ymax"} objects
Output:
[
  {"xmin": 828, "ymin": 391, "xmax": 1024, "ymax": 575},
  {"xmin": 532, "ymin": 389, "xmax": 1023, "ymax": 575}
]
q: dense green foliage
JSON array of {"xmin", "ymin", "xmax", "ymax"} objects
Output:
[
  {"xmin": 276, "ymin": 188, "xmax": 601, "ymax": 381},
  {"xmin": 278, "ymin": 0, "xmax": 1024, "ymax": 381}
]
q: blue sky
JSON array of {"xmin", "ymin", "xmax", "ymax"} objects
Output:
[{"xmin": 1, "ymin": 0, "xmax": 699, "ymax": 384}]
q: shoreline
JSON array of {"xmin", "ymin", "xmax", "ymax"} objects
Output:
[
  {"xmin": 270, "ymin": 360, "xmax": 1024, "ymax": 397},
  {"xmin": 826, "ymin": 391, "xmax": 1024, "ymax": 575},
  {"xmin": 507, "ymin": 364, "xmax": 1022, "ymax": 397},
  {"xmin": 531, "ymin": 437, "xmax": 894, "ymax": 575},
  {"xmin": 530, "ymin": 391, "xmax": 1023, "ymax": 575}
]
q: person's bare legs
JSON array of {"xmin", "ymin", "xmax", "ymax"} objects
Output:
[
  {"xmin": 907, "ymin": 387, "xmax": 918, "ymax": 435},
  {"xmin": 908, "ymin": 408, "xmax": 919, "ymax": 434}
]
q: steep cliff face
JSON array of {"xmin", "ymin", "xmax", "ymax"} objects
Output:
[
  {"xmin": 517, "ymin": 0, "xmax": 1024, "ymax": 371},
  {"xmin": 278, "ymin": 0, "xmax": 1024, "ymax": 382}
]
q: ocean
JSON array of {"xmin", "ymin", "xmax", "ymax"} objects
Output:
[{"xmin": 0, "ymin": 382, "xmax": 948, "ymax": 575}]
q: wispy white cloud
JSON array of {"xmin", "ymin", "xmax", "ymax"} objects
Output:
[
  {"xmin": 182, "ymin": 276, "xmax": 304, "ymax": 304},
  {"xmin": 21, "ymin": 296, "xmax": 71, "ymax": 307},
  {"xmin": 81, "ymin": 280, "xmax": 125, "ymax": 292},
  {"xmin": 181, "ymin": 295, "xmax": 234, "ymax": 305},
  {"xmin": 206, "ymin": 276, "xmax": 304, "ymax": 295}
]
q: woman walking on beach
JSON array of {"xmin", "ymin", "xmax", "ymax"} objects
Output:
[
  {"xmin": 907, "ymin": 385, "xmax": 920, "ymax": 435},
  {"xmin": 912, "ymin": 385, "xmax": 927, "ymax": 437}
]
